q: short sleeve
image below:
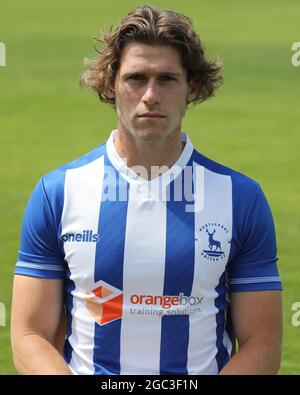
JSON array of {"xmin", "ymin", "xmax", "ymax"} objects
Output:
[
  {"xmin": 228, "ymin": 184, "xmax": 282, "ymax": 292},
  {"xmin": 15, "ymin": 177, "xmax": 66, "ymax": 279}
]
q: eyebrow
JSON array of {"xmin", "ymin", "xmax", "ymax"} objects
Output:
[{"xmin": 122, "ymin": 71, "xmax": 183, "ymax": 79}]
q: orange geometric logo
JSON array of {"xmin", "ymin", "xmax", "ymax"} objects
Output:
[{"xmin": 85, "ymin": 280, "xmax": 123, "ymax": 326}]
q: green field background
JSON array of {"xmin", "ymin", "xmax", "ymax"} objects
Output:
[{"xmin": 0, "ymin": 0, "xmax": 299, "ymax": 374}]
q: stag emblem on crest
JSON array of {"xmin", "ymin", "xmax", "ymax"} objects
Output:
[{"xmin": 206, "ymin": 229, "xmax": 222, "ymax": 252}]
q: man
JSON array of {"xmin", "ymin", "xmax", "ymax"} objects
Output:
[{"xmin": 11, "ymin": 5, "xmax": 282, "ymax": 375}]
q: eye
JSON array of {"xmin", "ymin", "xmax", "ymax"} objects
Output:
[
  {"xmin": 159, "ymin": 75, "xmax": 176, "ymax": 82},
  {"xmin": 127, "ymin": 74, "xmax": 146, "ymax": 81}
]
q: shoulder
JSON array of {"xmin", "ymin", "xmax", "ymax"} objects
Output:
[
  {"xmin": 191, "ymin": 149, "xmax": 261, "ymax": 203},
  {"xmin": 41, "ymin": 144, "xmax": 106, "ymax": 196}
]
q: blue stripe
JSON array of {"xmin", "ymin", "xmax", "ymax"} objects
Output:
[
  {"xmin": 14, "ymin": 267, "xmax": 65, "ymax": 279},
  {"xmin": 230, "ymin": 281, "xmax": 282, "ymax": 292},
  {"xmin": 18, "ymin": 251, "xmax": 65, "ymax": 265},
  {"xmin": 63, "ymin": 265, "xmax": 75, "ymax": 364},
  {"xmin": 16, "ymin": 261, "xmax": 65, "ymax": 271},
  {"xmin": 160, "ymin": 171, "xmax": 195, "ymax": 374},
  {"xmin": 215, "ymin": 272, "xmax": 230, "ymax": 371},
  {"xmin": 93, "ymin": 153, "xmax": 129, "ymax": 375},
  {"xmin": 230, "ymin": 276, "xmax": 280, "ymax": 284}
]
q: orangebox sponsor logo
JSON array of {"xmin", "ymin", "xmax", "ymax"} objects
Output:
[
  {"xmin": 85, "ymin": 281, "xmax": 203, "ymax": 325},
  {"xmin": 130, "ymin": 293, "xmax": 203, "ymax": 309},
  {"xmin": 85, "ymin": 280, "xmax": 123, "ymax": 326}
]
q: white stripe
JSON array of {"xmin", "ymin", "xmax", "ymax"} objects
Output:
[
  {"xmin": 61, "ymin": 156, "xmax": 104, "ymax": 375},
  {"xmin": 120, "ymin": 183, "xmax": 167, "ymax": 374},
  {"xmin": 16, "ymin": 261, "xmax": 65, "ymax": 271},
  {"xmin": 229, "ymin": 276, "xmax": 280, "ymax": 284},
  {"xmin": 188, "ymin": 165, "xmax": 232, "ymax": 374}
]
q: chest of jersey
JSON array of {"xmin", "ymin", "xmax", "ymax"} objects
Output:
[{"xmin": 61, "ymin": 158, "xmax": 232, "ymax": 321}]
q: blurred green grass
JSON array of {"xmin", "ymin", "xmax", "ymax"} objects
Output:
[{"xmin": 0, "ymin": 0, "xmax": 299, "ymax": 374}]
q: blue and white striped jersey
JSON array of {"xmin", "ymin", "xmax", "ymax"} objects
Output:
[{"xmin": 15, "ymin": 131, "xmax": 281, "ymax": 375}]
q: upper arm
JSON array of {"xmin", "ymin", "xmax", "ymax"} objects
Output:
[
  {"xmin": 230, "ymin": 290, "xmax": 282, "ymax": 348},
  {"xmin": 13, "ymin": 177, "xmax": 67, "ymax": 353},
  {"xmin": 11, "ymin": 275, "xmax": 64, "ymax": 346}
]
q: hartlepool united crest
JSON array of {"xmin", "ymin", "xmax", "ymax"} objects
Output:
[{"xmin": 199, "ymin": 223, "xmax": 230, "ymax": 262}]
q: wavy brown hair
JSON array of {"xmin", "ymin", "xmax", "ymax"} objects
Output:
[{"xmin": 80, "ymin": 4, "xmax": 223, "ymax": 105}]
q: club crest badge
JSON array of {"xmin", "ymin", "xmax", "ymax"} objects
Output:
[{"xmin": 199, "ymin": 223, "xmax": 230, "ymax": 262}]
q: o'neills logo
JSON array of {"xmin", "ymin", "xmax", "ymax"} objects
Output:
[
  {"xmin": 61, "ymin": 230, "xmax": 99, "ymax": 243},
  {"xmin": 130, "ymin": 293, "xmax": 203, "ymax": 309}
]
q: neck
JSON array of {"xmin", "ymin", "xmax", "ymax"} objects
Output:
[{"xmin": 114, "ymin": 128, "xmax": 184, "ymax": 180}]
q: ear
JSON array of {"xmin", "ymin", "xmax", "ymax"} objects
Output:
[
  {"xmin": 106, "ymin": 74, "xmax": 118, "ymax": 100},
  {"xmin": 106, "ymin": 87, "xmax": 116, "ymax": 100},
  {"xmin": 187, "ymin": 82, "xmax": 197, "ymax": 104}
]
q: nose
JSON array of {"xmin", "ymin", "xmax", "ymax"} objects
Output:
[{"xmin": 141, "ymin": 80, "xmax": 160, "ymax": 107}]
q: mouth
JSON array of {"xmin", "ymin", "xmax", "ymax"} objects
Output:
[{"xmin": 138, "ymin": 113, "xmax": 166, "ymax": 119}]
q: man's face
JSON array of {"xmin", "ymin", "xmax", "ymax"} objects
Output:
[{"xmin": 114, "ymin": 42, "xmax": 194, "ymax": 143}]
